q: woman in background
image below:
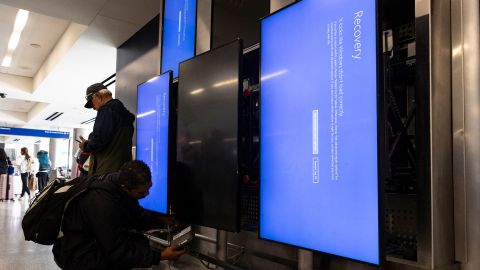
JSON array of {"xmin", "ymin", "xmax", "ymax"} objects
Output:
[
  {"xmin": 16, "ymin": 147, "xmax": 36, "ymax": 200},
  {"xmin": 36, "ymin": 150, "xmax": 51, "ymax": 192}
]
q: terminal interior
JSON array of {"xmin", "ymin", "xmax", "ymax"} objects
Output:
[{"xmin": 0, "ymin": 0, "xmax": 479, "ymax": 270}]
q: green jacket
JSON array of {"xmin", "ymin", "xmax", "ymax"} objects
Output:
[{"xmin": 85, "ymin": 99, "xmax": 135, "ymax": 177}]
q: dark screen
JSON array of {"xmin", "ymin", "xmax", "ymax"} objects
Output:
[
  {"xmin": 212, "ymin": 0, "xmax": 269, "ymax": 49},
  {"xmin": 175, "ymin": 40, "xmax": 242, "ymax": 232}
]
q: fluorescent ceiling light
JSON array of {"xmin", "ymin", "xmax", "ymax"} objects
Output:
[
  {"xmin": 7, "ymin": 32, "xmax": 21, "ymax": 50},
  {"xmin": 1, "ymin": 9, "xmax": 29, "ymax": 67},
  {"xmin": 13, "ymin": 10, "xmax": 29, "ymax": 32},
  {"xmin": 1, "ymin": 56, "xmax": 12, "ymax": 67}
]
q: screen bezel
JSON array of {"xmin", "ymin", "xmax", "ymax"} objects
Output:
[
  {"xmin": 176, "ymin": 38, "xmax": 244, "ymax": 232},
  {"xmin": 160, "ymin": 0, "xmax": 199, "ymax": 78},
  {"xmin": 257, "ymin": 0, "xmax": 385, "ymax": 266},
  {"xmin": 136, "ymin": 71, "xmax": 177, "ymax": 215}
]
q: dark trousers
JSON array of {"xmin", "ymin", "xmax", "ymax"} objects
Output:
[
  {"xmin": 36, "ymin": 172, "xmax": 49, "ymax": 191},
  {"xmin": 20, "ymin": 172, "xmax": 30, "ymax": 197}
]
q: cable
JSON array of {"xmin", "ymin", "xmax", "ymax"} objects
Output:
[
  {"xmin": 199, "ymin": 259, "xmax": 216, "ymax": 269},
  {"xmin": 167, "ymin": 224, "xmax": 172, "ymax": 270}
]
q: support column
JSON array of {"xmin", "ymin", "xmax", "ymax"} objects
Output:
[
  {"xmin": 453, "ymin": 0, "xmax": 480, "ymax": 269},
  {"xmin": 298, "ymin": 249, "xmax": 313, "ymax": 270},
  {"xmin": 196, "ymin": 0, "xmax": 212, "ymax": 55},
  {"xmin": 33, "ymin": 143, "xmax": 40, "ymax": 157},
  {"xmin": 270, "ymin": 0, "xmax": 295, "ymax": 13},
  {"xmin": 49, "ymin": 138, "xmax": 58, "ymax": 169}
]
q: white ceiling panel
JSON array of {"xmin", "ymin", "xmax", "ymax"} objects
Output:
[
  {"xmin": 100, "ymin": 0, "xmax": 159, "ymax": 26},
  {"xmin": 0, "ymin": 0, "xmax": 160, "ymax": 129},
  {"xmin": 0, "ymin": 6, "xmax": 70, "ymax": 77},
  {"xmin": 0, "ymin": 0, "xmax": 107, "ymax": 25},
  {"xmin": 0, "ymin": 4, "xmax": 19, "ymax": 64},
  {"xmin": 0, "ymin": 97, "xmax": 37, "ymax": 112}
]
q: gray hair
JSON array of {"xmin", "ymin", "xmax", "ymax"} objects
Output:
[{"xmin": 96, "ymin": 88, "xmax": 112, "ymax": 98}]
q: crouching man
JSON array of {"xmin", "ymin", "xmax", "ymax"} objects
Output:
[{"xmin": 53, "ymin": 160, "xmax": 184, "ymax": 270}]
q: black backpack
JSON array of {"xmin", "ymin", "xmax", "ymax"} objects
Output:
[{"xmin": 21, "ymin": 175, "xmax": 102, "ymax": 245}]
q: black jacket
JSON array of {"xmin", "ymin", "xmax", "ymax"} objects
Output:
[
  {"xmin": 53, "ymin": 173, "xmax": 162, "ymax": 270},
  {"xmin": 85, "ymin": 99, "xmax": 135, "ymax": 176},
  {"xmin": 0, "ymin": 157, "xmax": 11, "ymax": 175}
]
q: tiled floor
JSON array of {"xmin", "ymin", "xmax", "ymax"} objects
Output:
[
  {"xmin": 0, "ymin": 199, "xmax": 60, "ymax": 270},
  {"xmin": 0, "ymin": 200, "xmax": 207, "ymax": 270}
]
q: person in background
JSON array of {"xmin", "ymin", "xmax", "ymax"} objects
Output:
[
  {"xmin": 0, "ymin": 148, "xmax": 8, "ymax": 175},
  {"xmin": 0, "ymin": 149, "xmax": 10, "ymax": 197},
  {"xmin": 16, "ymin": 147, "xmax": 37, "ymax": 200},
  {"xmin": 79, "ymin": 83, "xmax": 135, "ymax": 177},
  {"xmin": 52, "ymin": 160, "xmax": 184, "ymax": 270},
  {"xmin": 36, "ymin": 150, "xmax": 51, "ymax": 192},
  {"xmin": 74, "ymin": 149, "xmax": 90, "ymax": 178}
]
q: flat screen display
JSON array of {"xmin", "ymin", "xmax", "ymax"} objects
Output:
[
  {"xmin": 175, "ymin": 40, "xmax": 242, "ymax": 232},
  {"xmin": 260, "ymin": 0, "xmax": 379, "ymax": 265},
  {"xmin": 137, "ymin": 72, "xmax": 173, "ymax": 214},
  {"xmin": 161, "ymin": 0, "xmax": 197, "ymax": 78}
]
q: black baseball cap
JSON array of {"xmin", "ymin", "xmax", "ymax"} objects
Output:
[{"xmin": 84, "ymin": 83, "xmax": 106, "ymax": 108}]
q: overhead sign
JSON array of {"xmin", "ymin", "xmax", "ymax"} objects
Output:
[{"xmin": 0, "ymin": 126, "xmax": 70, "ymax": 139}]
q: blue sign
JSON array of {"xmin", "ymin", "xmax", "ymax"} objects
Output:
[
  {"xmin": 0, "ymin": 126, "xmax": 70, "ymax": 139},
  {"xmin": 136, "ymin": 72, "xmax": 172, "ymax": 214},
  {"xmin": 260, "ymin": 0, "xmax": 379, "ymax": 265},
  {"xmin": 161, "ymin": 0, "xmax": 197, "ymax": 78}
]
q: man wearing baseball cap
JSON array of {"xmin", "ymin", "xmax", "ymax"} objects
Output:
[{"xmin": 79, "ymin": 83, "xmax": 135, "ymax": 177}]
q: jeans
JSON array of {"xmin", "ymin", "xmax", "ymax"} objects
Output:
[
  {"xmin": 20, "ymin": 172, "xmax": 30, "ymax": 197},
  {"xmin": 36, "ymin": 172, "xmax": 49, "ymax": 192}
]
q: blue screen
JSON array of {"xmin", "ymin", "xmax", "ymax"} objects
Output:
[
  {"xmin": 137, "ymin": 72, "xmax": 171, "ymax": 214},
  {"xmin": 260, "ymin": 0, "xmax": 379, "ymax": 265},
  {"xmin": 161, "ymin": 0, "xmax": 196, "ymax": 78}
]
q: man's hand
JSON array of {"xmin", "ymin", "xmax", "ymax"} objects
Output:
[
  {"xmin": 161, "ymin": 246, "xmax": 185, "ymax": 261},
  {"xmin": 79, "ymin": 136, "xmax": 87, "ymax": 151}
]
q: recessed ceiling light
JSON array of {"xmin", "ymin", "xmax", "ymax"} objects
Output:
[
  {"xmin": 18, "ymin": 66, "xmax": 30, "ymax": 70},
  {"xmin": 1, "ymin": 56, "xmax": 12, "ymax": 67},
  {"xmin": 30, "ymin": 43, "xmax": 40, "ymax": 48}
]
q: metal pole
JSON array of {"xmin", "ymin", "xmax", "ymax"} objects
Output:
[{"xmin": 216, "ymin": 229, "xmax": 228, "ymax": 270}]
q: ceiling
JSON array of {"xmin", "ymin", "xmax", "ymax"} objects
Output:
[
  {"xmin": 0, "ymin": 97, "xmax": 37, "ymax": 112},
  {"xmin": 0, "ymin": 0, "xmax": 159, "ymax": 133},
  {"xmin": 0, "ymin": 4, "xmax": 70, "ymax": 77}
]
